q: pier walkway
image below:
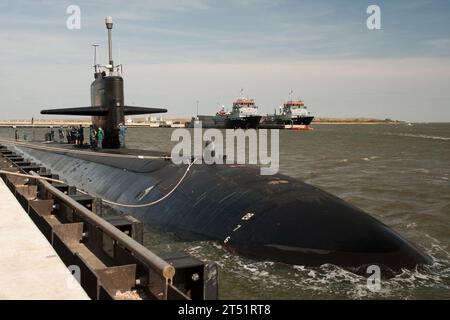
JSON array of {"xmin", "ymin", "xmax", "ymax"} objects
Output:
[{"xmin": 0, "ymin": 178, "xmax": 89, "ymax": 300}]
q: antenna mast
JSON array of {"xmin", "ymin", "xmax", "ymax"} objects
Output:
[
  {"xmin": 105, "ymin": 16, "xmax": 114, "ymax": 73},
  {"xmin": 92, "ymin": 44, "xmax": 100, "ymax": 74}
]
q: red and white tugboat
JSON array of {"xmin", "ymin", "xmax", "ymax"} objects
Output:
[{"xmin": 225, "ymin": 89, "xmax": 262, "ymax": 129}]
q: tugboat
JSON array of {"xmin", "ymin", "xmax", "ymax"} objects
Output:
[
  {"xmin": 212, "ymin": 106, "xmax": 228, "ymax": 128},
  {"xmin": 225, "ymin": 89, "xmax": 262, "ymax": 129},
  {"xmin": 278, "ymin": 99, "xmax": 314, "ymax": 126},
  {"xmin": 261, "ymin": 91, "xmax": 314, "ymax": 130}
]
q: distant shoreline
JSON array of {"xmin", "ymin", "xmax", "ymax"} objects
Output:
[
  {"xmin": 313, "ymin": 122, "xmax": 399, "ymax": 124},
  {"xmin": 312, "ymin": 117, "xmax": 404, "ymax": 124}
]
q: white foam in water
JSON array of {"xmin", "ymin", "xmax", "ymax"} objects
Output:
[
  {"xmin": 307, "ymin": 270, "xmax": 316, "ymax": 278},
  {"xmin": 180, "ymin": 235, "xmax": 450, "ymax": 299},
  {"xmin": 406, "ymin": 222, "xmax": 418, "ymax": 229},
  {"xmin": 385, "ymin": 132, "xmax": 450, "ymax": 141},
  {"xmin": 143, "ymin": 223, "xmax": 450, "ymax": 299}
]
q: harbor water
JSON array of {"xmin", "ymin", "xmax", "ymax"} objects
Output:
[{"xmin": 1, "ymin": 123, "xmax": 449, "ymax": 299}]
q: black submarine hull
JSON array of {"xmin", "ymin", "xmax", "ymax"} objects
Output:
[
  {"xmin": 33, "ymin": 17, "xmax": 430, "ymax": 275},
  {"xmin": 13, "ymin": 144, "xmax": 431, "ymax": 273}
]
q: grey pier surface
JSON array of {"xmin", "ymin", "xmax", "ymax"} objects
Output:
[{"xmin": 0, "ymin": 178, "xmax": 89, "ymax": 300}]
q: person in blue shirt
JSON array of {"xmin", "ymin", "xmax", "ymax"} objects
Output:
[{"xmin": 118, "ymin": 123, "xmax": 127, "ymax": 148}]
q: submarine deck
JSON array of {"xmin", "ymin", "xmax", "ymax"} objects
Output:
[
  {"xmin": 40, "ymin": 141, "xmax": 168, "ymax": 157},
  {"xmin": 2, "ymin": 139, "xmax": 432, "ymax": 272},
  {"xmin": 0, "ymin": 178, "xmax": 89, "ymax": 300}
]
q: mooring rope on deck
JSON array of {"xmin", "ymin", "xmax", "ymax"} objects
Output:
[
  {"xmin": 0, "ymin": 158, "xmax": 197, "ymax": 208},
  {"xmin": 89, "ymin": 158, "xmax": 197, "ymax": 208}
]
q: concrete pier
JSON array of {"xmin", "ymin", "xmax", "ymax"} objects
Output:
[{"xmin": 0, "ymin": 178, "xmax": 89, "ymax": 300}]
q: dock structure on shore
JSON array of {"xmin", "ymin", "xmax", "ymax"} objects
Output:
[
  {"xmin": 0, "ymin": 142, "xmax": 218, "ymax": 300},
  {"xmin": 0, "ymin": 178, "xmax": 89, "ymax": 300},
  {"xmin": 0, "ymin": 117, "xmax": 190, "ymax": 128}
]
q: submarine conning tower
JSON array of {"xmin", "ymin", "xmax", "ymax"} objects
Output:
[
  {"xmin": 91, "ymin": 16, "xmax": 124, "ymax": 148},
  {"xmin": 41, "ymin": 17, "xmax": 167, "ymax": 148}
]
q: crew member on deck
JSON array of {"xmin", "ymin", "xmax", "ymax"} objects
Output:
[
  {"xmin": 97, "ymin": 127, "xmax": 104, "ymax": 150},
  {"xmin": 66, "ymin": 127, "xmax": 72, "ymax": 144},
  {"xmin": 78, "ymin": 125, "xmax": 84, "ymax": 146},
  {"xmin": 118, "ymin": 123, "xmax": 127, "ymax": 148},
  {"xmin": 58, "ymin": 127, "xmax": 65, "ymax": 143},
  {"xmin": 72, "ymin": 126, "xmax": 79, "ymax": 144},
  {"xmin": 89, "ymin": 125, "xmax": 97, "ymax": 149}
]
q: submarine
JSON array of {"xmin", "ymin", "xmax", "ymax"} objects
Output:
[{"xmin": 15, "ymin": 17, "xmax": 431, "ymax": 275}]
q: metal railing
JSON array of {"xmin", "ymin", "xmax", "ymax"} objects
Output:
[
  {"xmin": 31, "ymin": 171, "xmax": 175, "ymax": 280},
  {"xmin": 0, "ymin": 144, "xmax": 218, "ymax": 300}
]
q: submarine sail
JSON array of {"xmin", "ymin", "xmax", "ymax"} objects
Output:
[{"xmin": 40, "ymin": 16, "xmax": 167, "ymax": 148}]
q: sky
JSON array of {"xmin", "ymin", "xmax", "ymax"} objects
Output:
[{"xmin": 0, "ymin": 0, "xmax": 449, "ymax": 122}]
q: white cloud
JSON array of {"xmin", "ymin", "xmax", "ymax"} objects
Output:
[
  {"xmin": 2, "ymin": 57, "xmax": 449, "ymax": 122},
  {"xmin": 427, "ymin": 38, "xmax": 450, "ymax": 48}
]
